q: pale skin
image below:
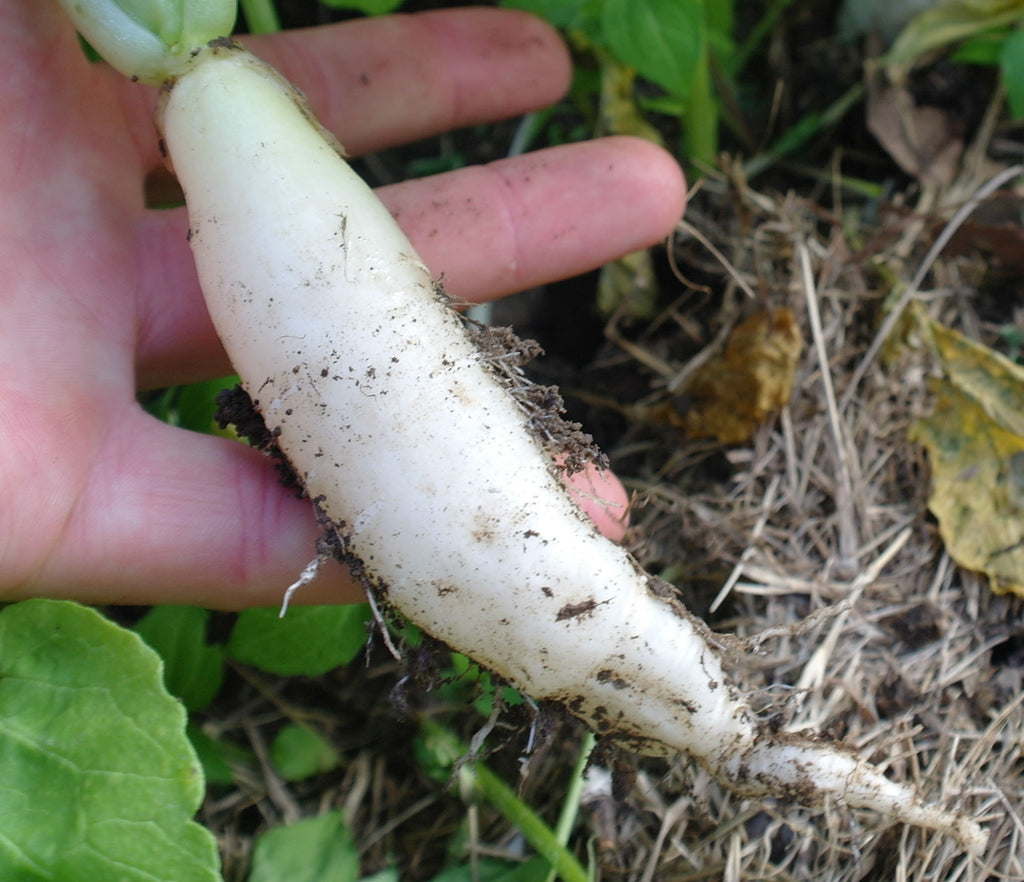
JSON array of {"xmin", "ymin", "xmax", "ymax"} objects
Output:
[{"xmin": 0, "ymin": 2, "xmax": 686, "ymax": 609}]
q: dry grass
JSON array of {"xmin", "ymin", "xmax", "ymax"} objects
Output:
[{"xmin": 588, "ymin": 166, "xmax": 1024, "ymax": 879}]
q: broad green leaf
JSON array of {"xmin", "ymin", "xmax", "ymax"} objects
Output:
[
  {"xmin": 910, "ymin": 320, "xmax": 1024, "ymax": 595},
  {"xmin": 952, "ymin": 28, "xmax": 1012, "ymax": 64},
  {"xmin": 706, "ymin": 0, "xmax": 734, "ymax": 39},
  {"xmin": 601, "ymin": 0, "xmax": 705, "ymax": 99},
  {"xmin": 501, "ymin": 0, "xmax": 604, "ymax": 36},
  {"xmin": 0, "ymin": 599, "xmax": 221, "ymax": 881},
  {"xmin": 134, "ymin": 605, "xmax": 225, "ymax": 711},
  {"xmin": 177, "ymin": 376, "xmax": 239, "ymax": 433},
  {"xmin": 1002, "ymin": 27, "xmax": 1024, "ymax": 116},
  {"xmin": 318, "ymin": 0, "xmax": 405, "ymax": 14},
  {"xmin": 270, "ymin": 724, "xmax": 341, "ymax": 782},
  {"xmin": 227, "ymin": 604, "xmax": 370, "ymax": 676},
  {"xmin": 249, "ymin": 810, "xmax": 359, "ymax": 882}
]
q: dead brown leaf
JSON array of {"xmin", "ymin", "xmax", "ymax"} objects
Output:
[
  {"xmin": 866, "ymin": 70, "xmax": 963, "ymax": 187},
  {"xmin": 670, "ymin": 308, "xmax": 803, "ymax": 445}
]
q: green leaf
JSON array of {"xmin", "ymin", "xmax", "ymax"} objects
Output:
[
  {"xmin": 600, "ymin": 0, "xmax": 705, "ymax": 99},
  {"xmin": 249, "ymin": 810, "xmax": 359, "ymax": 882},
  {"xmin": 238, "ymin": 0, "xmax": 281, "ymax": 34},
  {"xmin": 952, "ymin": 28, "xmax": 1011, "ymax": 65},
  {"xmin": 143, "ymin": 377, "xmax": 238, "ymax": 435},
  {"xmin": 56, "ymin": 0, "xmax": 237, "ymax": 83},
  {"xmin": 134, "ymin": 605, "xmax": 225, "ymax": 711},
  {"xmin": 501, "ymin": 0, "xmax": 604, "ymax": 36},
  {"xmin": 227, "ymin": 604, "xmax": 370, "ymax": 676},
  {"xmin": 177, "ymin": 376, "xmax": 238, "ymax": 433},
  {"xmin": 883, "ymin": 0, "xmax": 1024, "ymax": 82},
  {"xmin": 270, "ymin": 724, "xmax": 341, "ymax": 782},
  {"xmin": 0, "ymin": 599, "xmax": 221, "ymax": 881},
  {"xmin": 187, "ymin": 722, "xmax": 256, "ymax": 787},
  {"xmin": 1002, "ymin": 27, "xmax": 1024, "ymax": 116},
  {"xmin": 317, "ymin": 0, "xmax": 406, "ymax": 14},
  {"xmin": 706, "ymin": 0, "xmax": 734, "ymax": 39}
]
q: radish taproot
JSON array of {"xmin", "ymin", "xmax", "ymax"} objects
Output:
[{"xmin": 56, "ymin": 0, "xmax": 987, "ymax": 855}]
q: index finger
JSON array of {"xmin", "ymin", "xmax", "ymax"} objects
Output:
[{"xmin": 111, "ymin": 8, "xmax": 572, "ymax": 169}]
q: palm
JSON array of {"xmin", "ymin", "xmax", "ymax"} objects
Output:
[{"xmin": 0, "ymin": 2, "xmax": 685, "ymax": 608}]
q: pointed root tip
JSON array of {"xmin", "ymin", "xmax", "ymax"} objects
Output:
[{"xmin": 721, "ymin": 733, "xmax": 987, "ymax": 855}]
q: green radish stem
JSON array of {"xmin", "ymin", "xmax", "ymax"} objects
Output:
[
  {"xmin": 420, "ymin": 720, "xmax": 590, "ymax": 882},
  {"xmin": 56, "ymin": 0, "xmax": 988, "ymax": 857}
]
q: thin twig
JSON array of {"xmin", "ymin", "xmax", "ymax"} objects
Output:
[
  {"xmin": 365, "ymin": 588, "xmax": 402, "ymax": 661},
  {"xmin": 244, "ymin": 718, "xmax": 302, "ymax": 825},
  {"xmin": 676, "ymin": 218, "xmax": 759, "ymax": 300},
  {"xmin": 799, "ymin": 240, "xmax": 860, "ymax": 573},
  {"xmin": 792, "ymin": 528, "xmax": 912, "ymax": 695},
  {"xmin": 710, "ymin": 473, "xmax": 782, "ymax": 613}
]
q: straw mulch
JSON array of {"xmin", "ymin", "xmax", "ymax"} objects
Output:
[{"xmin": 582, "ymin": 160, "xmax": 1024, "ymax": 879}]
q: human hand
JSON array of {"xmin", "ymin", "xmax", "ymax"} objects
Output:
[{"xmin": 0, "ymin": 3, "xmax": 686, "ymax": 609}]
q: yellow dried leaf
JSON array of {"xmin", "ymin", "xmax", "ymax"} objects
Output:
[
  {"xmin": 594, "ymin": 58, "xmax": 662, "ymax": 320},
  {"xmin": 930, "ymin": 321, "xmax": 1024, "ymax": 436},
  {"xmin": 596, "ymin": 248, "xmax": 659, "ymax": 319},
  {"xmin": 910, "ymin": 320, "xmax": 1024, "ymax": 595},
  {"xmin": 680, "ymin": 308, "xmax": 803, "ymax": 444},
  {"xmin": 598, "ymin": 58, "xmax": 665, "ymax": 145}
]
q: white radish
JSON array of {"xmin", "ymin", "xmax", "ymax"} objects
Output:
[{"xmin": 57, "ymin": 2, "xmax": 987, "ymax": 856}]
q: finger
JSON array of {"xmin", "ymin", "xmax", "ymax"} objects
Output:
[
  {"xmin": 20, "ymin": 412, "xmax": 630, "ymax": 610},
  {"xmin": 251, "ymin": 9, "xmax": 572, "ymax": 156},
  {"xmin": 378, "ymin": 136, "xmax": 688, "ymax": 301},
  {"xmin": 135, "ymin": 136, "xmax": 687, "ymax": 387},
  {"xmin": 19, "ymin": 411, "xmax": 364, "ymax": 609},
  {"xmin": 112, "ymin": 8, "xmax": 571, "ymax": 170},
  {"xmin": 566, "ymin": 464, "xmax": 630, "ymax": 544}
]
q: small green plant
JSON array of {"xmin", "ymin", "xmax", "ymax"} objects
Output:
[
  {"xmin": 0, "ymin": 597, "xmax": 598, "ymax": 880},
  {"xmin": 878, "ymin": 0, "xmax": 1024, "ymax": 116},
  {"xmin": 503, "ymin": 0, "xmax": 735, "ymax": 167},
  {"xmin": 0, "ymin": 600, "xmax": 221, "ymax": 881}
]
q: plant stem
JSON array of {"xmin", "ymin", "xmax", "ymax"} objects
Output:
[
  {"xmin": 741, "ymin": 82, "xmax": 864, "ymax": 180},
  {"xmin": 464, "ymin": 762, "xmax": 589, "ymax": 882},
  {"xmin": 685, "ymin": 38, "xmax": 718, "ymax": 171},
  {"xmin": 544, "ymin": 731, "xmax": 597, "ymax": 882},
  {"xmin": 239, "ymin": 0, "xmax": 281, "ymax": 34},
  {"xmin": 420, "ymin": 720, "xmax": 590, "ymax": 882},
  {"xmin": 733, "ymin": 0, "xmax": 799, "ymax": 75}
]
